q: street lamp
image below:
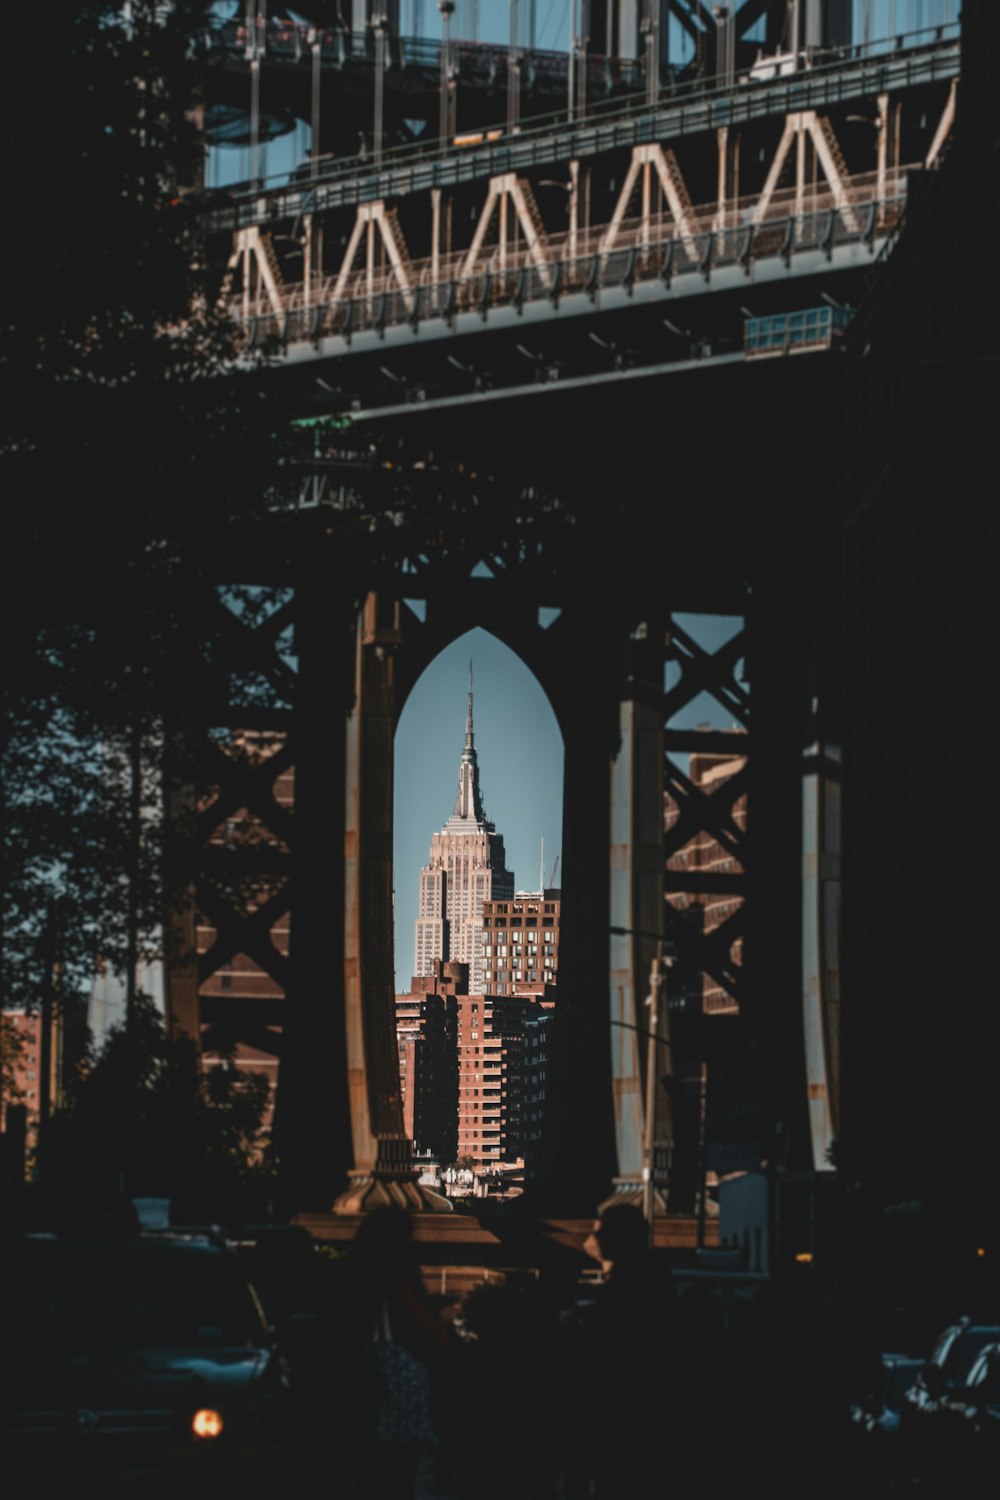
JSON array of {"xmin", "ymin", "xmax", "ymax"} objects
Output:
[
  {"xmin": 641, "ymin": 949, "xmax": 668, "ymax": 1240},
  {"xmin": 610, "ymin": 923, "xmax": 675, "ymax": 1243}
]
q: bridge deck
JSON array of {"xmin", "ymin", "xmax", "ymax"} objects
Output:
[{"xmin": 209, "ymin": 33, "xmax": 959, "ymax": 229}]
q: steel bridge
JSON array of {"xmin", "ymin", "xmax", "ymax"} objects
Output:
[
  {"xmin": 212, "ymin": 21, "xmax": 957, "ymax": 415},
  {"xmin": 179, "ymin": 4, "xmax": 990, "ymax": 1240}
]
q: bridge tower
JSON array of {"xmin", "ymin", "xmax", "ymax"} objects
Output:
[{"xmin": 186, "ymin": 2, "xmax": 969, "ymax": 1236}]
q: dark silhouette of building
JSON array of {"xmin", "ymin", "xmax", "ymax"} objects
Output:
[
  {"xmin": 394, "ymin": 960, "xmax": 460, "ymax": 1162},
  {"xmin": 833, "ymin": 0, "xmax": 1000, "ymax": 1259}
]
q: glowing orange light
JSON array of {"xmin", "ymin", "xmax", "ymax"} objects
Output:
[
  {"xmin": 192, "ymin": 1408, "xmax": 224, "ymax": 1439},
  {"xmin": 977, "ymin": 1247, "xmax": 987, "ymax": 1258},
  {"xmin": 794, "ymin": 1252, "xmax": 813, "ymax": 1263}
]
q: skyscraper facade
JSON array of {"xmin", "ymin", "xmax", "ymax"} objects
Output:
[{"xmin": 413, "ymin": 670, "xmax": 514, "ymax": 993}]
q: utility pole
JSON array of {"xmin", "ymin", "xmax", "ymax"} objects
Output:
[
  {"xmin": 125, "ymin": 717, "xmax": 143, "ymax": 1035},
  {"xmin": 696, "ymin": 1061, "xmax": 709, "ymax": 1247},
  {"xmin": 642, "ymin": 947, "xmax": 666, "ymax": 1241},
  {"xmin": 37, "ymin": 904, "xmax": 65, "ymax": 1168}
]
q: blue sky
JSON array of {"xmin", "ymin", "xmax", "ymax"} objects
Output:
[{"xmin": 393, "ymin": 627, "xmax": 563, "ymax": 988}]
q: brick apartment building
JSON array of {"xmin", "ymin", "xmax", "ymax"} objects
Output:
[
  {"xmin": 665, "ymin": 750, "xmax": 746, "ymax": 1015},
  {"xmin": 0, "ymin": 1010, "xmax": 42, "ymax": 1143},
  {"xmin": 481, "ymin": 888, "xmax": 561, "ymax": 997},
  {"xmin": 1, "ymin": 999, "xmax": 88, "ymax": 1179},
  {"xmin": 396, "ymin": 956, "xmax": 556, "ymax": 1176},
  {"xmin": 454, "ymin": 989, "xmax": 552, "ymax": 1171},
  {"xmin": 395, "ymin": 961, "xmax": 461, "ymax": 1162}
]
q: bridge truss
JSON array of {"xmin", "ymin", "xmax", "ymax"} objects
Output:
[{"xmin": 178, "ymin": 15, "xmax": 960, "ymax": 1215}]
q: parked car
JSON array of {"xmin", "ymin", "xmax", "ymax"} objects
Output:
[
  {"xmin": 924, "ymin": 1339, "xmax": 1000, "ymax": 1490},
  {"xmin": 851, "ymin": 1352, "xmax": 925, "ymax": 1437},
  {"xmin": 2, "ymin": 1232, "xmax": 294, "ymax": 1498},
  {"xmin": 898, "ymin": 1317, "xmax": 1000, "ymax": 1484},
  {"xmin": 903, "ymin": 1318, "xmax": 1000, "ymax": 1420}
]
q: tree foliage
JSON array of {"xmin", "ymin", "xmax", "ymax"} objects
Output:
[
  {"xmin": 0, "ymin": 1015, "xmax": 29, "ymax": 1116},
  {"xmin": 38, "ymin": 996, "xmax": 274, "ymax": 1224},
  {"xmin": 0, "ymin": 2, "xmax": 293, "ymax": 1009}
]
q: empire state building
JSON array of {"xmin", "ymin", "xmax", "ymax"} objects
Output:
[{"xmin": 413, "ymin": 669, "xmax": 514, "ymax": 992}]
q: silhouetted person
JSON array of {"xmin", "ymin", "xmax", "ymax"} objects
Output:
[
  {"xmin": 342, "ymin": 1204, "xmax": 448, "ymax": 1500},
  {"xmin": 573, "ymin": 1204, "xmax": 685, "ymax": 1499}
]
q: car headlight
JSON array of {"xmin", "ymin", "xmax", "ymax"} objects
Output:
[{"xmin": 191, "ymin": 1408, "xmax": 224, "ymax": 1440}]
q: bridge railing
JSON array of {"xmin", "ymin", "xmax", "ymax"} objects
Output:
[
  {"xmin": 229, "ymin": 168, "xmax": 912, "ymax": 353},
  {"xmin": 207, "ymin": 22, "xmax": 959, "ymax": 215},
  {"xmin": 207, "ymin": 20, "xmax": 653, "ymax": 96}
]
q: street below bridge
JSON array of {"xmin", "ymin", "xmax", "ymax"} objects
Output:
[
  {"xmin": 276, "ymin": 1203, "xmax": 998, "ymax": 1500},
  {"xmin": 5, "ymin": 1201, "xmax": 998, "ymax": 1500},
  {"xmin": 402, "ymin": 1263, "xmax": 995, "ymax": 1500}
]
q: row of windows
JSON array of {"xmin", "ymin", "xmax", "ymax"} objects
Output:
[
  {"xmin": 489, "ymin": 971, "xmax": 554, "ymax": 983},
  {"xmin": 484, "ymin": 944, "xmax": 555, "ymax": 959},
  {"xmin": 487, "ymin": 902, "xmax": 558, "ymax": 915}
]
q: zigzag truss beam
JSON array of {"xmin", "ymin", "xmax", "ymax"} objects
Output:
[
  {"xmin": 463, "ymin": 174, "xmax": 552, "ymax": 285},
  {"xmin": 752, "ymin": 111, "xmax": 860, "ymax": 233},
  {"xmin": 601, "ymin": 145, "xmax": 699, "ymax": 255},
  {"xmin": 224, "ymin": 97, "xmax": 953, "ymax": 332}
]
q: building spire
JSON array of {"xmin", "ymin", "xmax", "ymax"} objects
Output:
[
  {"xmin": 452, "ymin": 660, "xmax": 485, "ymax": 822},
  {"xmin": 466, "ymin": 660, "xmax": 474, "ymax": 750}
]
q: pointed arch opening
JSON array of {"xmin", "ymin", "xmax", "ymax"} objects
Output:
[{"xmin": 392, "ymin": 627, "xmax": 564, "ymax": 1190}]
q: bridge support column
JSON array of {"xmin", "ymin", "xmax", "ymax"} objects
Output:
[
  {"xmin": 604, "ymin": 626, "xmax": 671, "ymax": 1217},
  {"xmin": 747, "ymin": 576, "xmax": 813, "ymax": 1185},
  {"xmin": 272, "ymin": 566, "xmax": 355, "ymax": 1212},
  {"xmin": 536, "ymin": 608, "xmax": 619, "ymax": 1213},
  {"xmin": 335, "ymin": 593, "xmax": 450, "ymax": 1212}
]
